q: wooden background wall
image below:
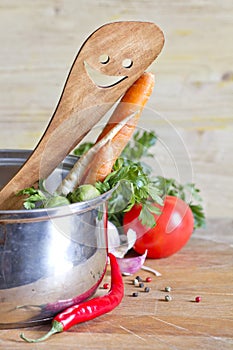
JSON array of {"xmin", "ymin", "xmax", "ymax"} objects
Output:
[{"xmin": 0, "ymin": 0, "xmax": 232, "ymax": 222}]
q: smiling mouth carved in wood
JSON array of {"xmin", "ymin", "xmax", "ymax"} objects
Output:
[
  {"xmin": 81, "ymin": 21, "xmax": 165, "ymax": 90},
  {"xmin": 84, "ymin": 56, "xmax": 131, "ymax": 88},
  {"xmin": 0, "ymin": 21, "xmax": 165, "ymax": 211}
]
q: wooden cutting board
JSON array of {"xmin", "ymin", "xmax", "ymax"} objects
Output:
[{"xmin": 0, "ymin": 219, "xmax": 232, "ymax": 349}]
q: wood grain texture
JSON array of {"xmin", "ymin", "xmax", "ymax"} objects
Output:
[
  {"xmin": 0, "ymin": 2, "xmax": 232, "ymax": 347},
  {"xmin": 0, "ymin": 219, "xmax": 232, "ymax": 349},
  {"xmin": 0, "ymin": 21, "xmax": 164, "ymax": 209}
]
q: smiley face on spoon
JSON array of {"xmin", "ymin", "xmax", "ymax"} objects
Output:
[
  {"xmin": 84, "ymin": 56, "xmax": 128, "ymax": 88},
  {"xmin": 79, "ymin": 21, "xmax": 164, "ymax": 94},
  {"xmin": 0, "ymin": 21, "xmax": 165, "ymax": 210}
]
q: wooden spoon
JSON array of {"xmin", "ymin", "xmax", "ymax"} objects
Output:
[{"xmin": 0, "ymin": 21, "xmax": 164, "ymax": 210}]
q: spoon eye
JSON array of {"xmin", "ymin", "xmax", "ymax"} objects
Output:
[
  {"xmin": 99, "ymin": 54, "xmax": 110, "ymax": 64},
  {"xmin": 98, "ymin": 55, "xmax": 133, "ymax": 69},
  {"xmin": 122, "ymin": 58, "xmax": 133, "ymax": 68}
]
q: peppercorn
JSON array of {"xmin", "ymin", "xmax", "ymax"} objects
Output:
[
  {"xmin": 146, "ymin": 277, "xmax": 152, "ymax": 283},
  {"xmin": 139, "ymin": 282, "xmax": 144, "ymax": 288},
  {"xmin": 103, "ymin": 283, "xmax": 110, "ymax": 289},
  {"xmin": 165, "ymin": 286, "xmax": 171, "ymax": 292},
  {"xmin": 144, "ymin": 287, "xmax": 150, "ymax": 293},
  {"xmin": 132, "ymin": 292, "xmax": 139, "ymax": 297},
  {"xmin": 195, "ymin": 296, "xmax": 201, "ymax": 303},
  {"xmin": 165, "ymin": 295, "xmax": 172, "ymax": 302},
  {"xmin": 135, "ymin": 276, "xmax": 143, "ymax": 282}
]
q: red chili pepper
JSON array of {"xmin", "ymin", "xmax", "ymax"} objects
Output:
[{"xmin": 20, "ymin": 253, "xmax": 124, "ymax": 343}]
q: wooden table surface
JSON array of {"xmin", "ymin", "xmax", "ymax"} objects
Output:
[
  {"xmin": 0, "ymin": 1, "xmax": 232, "ymax": 349},
  {"xmin": 0, "ymin": 0, "xmax": 232, "ymax": 221},
  {"xmin": 0, "ymin": 219, "xmax": 232, "ymax": 350}
]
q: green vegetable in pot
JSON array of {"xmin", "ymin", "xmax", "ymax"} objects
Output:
[
  {"xmin": 67, "ymin": 184, "xmax": 100, "ymax": 203},
  {"xmin": 44, "ymin": 196, "xmax": 70, "ymax": 208}
]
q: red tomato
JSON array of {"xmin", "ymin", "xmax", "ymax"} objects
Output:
[{"xmin": 123, "ymin": 195, "xmax": 194, "ymax": 258}]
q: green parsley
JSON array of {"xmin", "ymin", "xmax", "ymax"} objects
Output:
[
  {"xmin": 95, "ymin": 158, "xmax": 163, "ymax": 229},
  {"xmin": 121, "ymin": 130, "xmax": 157, "ymax": 161},
  {"xmin": 17, "ymin": 186, "xmax": 46, "ymax": 209},
  {"xmin": 20, "ymin": 129, "xmax": 205, "ymax": 231},
  {"xmin": 73, "ymin": 142, "xmax": 93, "ymax": 157},
  {"xmin": 152, "ymin": 176, "xmax": 206, "ymax": 229}
]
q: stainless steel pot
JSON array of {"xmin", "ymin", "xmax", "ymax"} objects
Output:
[{"xmin": 0, "ymin": 150, "xmax": 111, "ymax": 328}]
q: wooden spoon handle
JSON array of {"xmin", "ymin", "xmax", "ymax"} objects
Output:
[
  {"xmin": 0, "ymin": 103, "xmax": 113, "ymax": 210},
  {"xmin": 0, "ymin": 21, "xmax": 164, "ymax": 210}
]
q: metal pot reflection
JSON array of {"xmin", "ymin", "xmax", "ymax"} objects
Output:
[{"xmin": 0, "ymin": 150, "xmax": 111, "ymax": 328}]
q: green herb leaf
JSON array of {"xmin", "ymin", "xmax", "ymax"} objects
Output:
[
  {"xmin": 18, "ymin": 129, "xmax": 205, "ymax": 233},
  {"xmin": 148, "ymin": 183, "xmax": 164, "ymax": 205},
  {"xmin": 107, "ymin": 180, "xmax": 133, "ymax": 215},
  {"xmin": 153, "ymin": 176, "xmax": 206, "ymax": 229},
  {"xmin": 145, "ymin": 201, "xmax": 161, "ymax": 215},
  {"xmin": 121, "ymin": 130, "xmax": 157, "ymax": 161},
  {"xmin": 139, "ymin": 204, "xmax": 156, "ymax": 228},
  {"xmin": 189, "ymin": 204, "xmax": 206, "ymax": 229},
  {"xmin": 73, "ymin": 142, "xmax": 94, "ymax": 157},
  {"xmin": 23, "ymin": 201, "xmax": 36, "ymax": 210},
  {"xmin": 95, "ymin": 157, "xmax": 163, "ymax": 228},
  {"xmin": 17, "ymin": 187, "xmax": 47, "ymax": 209}
]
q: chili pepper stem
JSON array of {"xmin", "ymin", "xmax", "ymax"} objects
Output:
[
  {"xmin": 20, "ymin": 254, "xmax": 123, "ymax": 343},
  {"xmin": 20, "ymin": 320, "xmax": 63, "ymax": 343}
]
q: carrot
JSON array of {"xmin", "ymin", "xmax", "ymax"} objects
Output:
[
  {"xmin": 82, "ymin": 140, "xmax": 114, "ymax": 184},
  {"xmin": 56, "ymin": 72, "xmax": 155, "ymax": 193},
  {"xmin": 96, "ymin": 72, "xmax": 155, "ymax": 142},
  {"xmin": 82, "ymin": 72, "xmax": 155, "ymax": 184},
  {"xmin": 56, "ymin": 113, "xmax": 136, "ymax": 195}
]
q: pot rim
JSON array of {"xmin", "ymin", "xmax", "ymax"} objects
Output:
[{"xmin": 0, "ymin": 149, "xmax": 115, "ymax": 223}]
